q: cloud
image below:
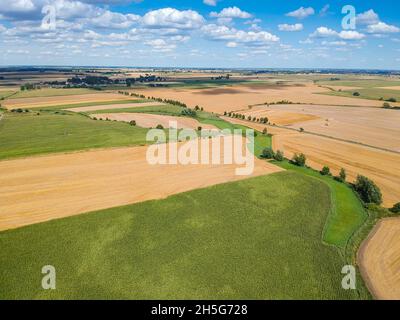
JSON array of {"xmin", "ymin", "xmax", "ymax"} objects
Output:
[
  {"xmin": 311, "ymin": 27, "xmax": 365, "ymax": 40},
  {"xmin": 142, "ymin": 8, "xmax": 205, "ymax": 30},
  {"xmin": 278, "ymin": 23, "xmax": 303, "ymax": 32},
  {"xmin": 310, "ymin": 26, "xmax": 337, "ymax": 38},
  {"xmin": 321, "ymin": 40, "xmax": 347, "ymax": 46},
  {"xmin": 226, "ymin": 41, "xmax": 237, "ymax": 48},
  {"xmin": 203, "ymin": 0, "xmax": 217, "ymax": 6},
  {"xmin": 0, "ymin": 24, "xmax": 6, "ymax": 32},
  {"xmin": 367, "ymin": 22, "xmax": 400, "ymax": 34},
  {"xmin": 210, "ymin": 7, "xmax": 252, "ymax": 19},
  {"xmin": 356, "ymin": 9, "xmax": 380, "ymax": 26},
  {"xmin": 286, "ymin": 7, "xmax": 314, "ymax": 19},
  {"xmin": 338, "ymin": 30, "xmax": 365, "ymax": 40},
  {"xmin": 202, "ymin": 24, "xmax": 279, "ymax": 46},
  {"xmin": 91, "ymin": 11, "xmax": 140, "ymax": 29},
  {"xmin": 145, "ymin": 38, "xmax": 176, "ymax": 52}
]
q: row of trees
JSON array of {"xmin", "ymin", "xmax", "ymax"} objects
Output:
[
  {"xmin": 261, "ymin": 149, "xmax": 395, "ymax": 208},
  {"xmin": 223, "ymin": 111, "xmax": 269, "ymax": 124}
]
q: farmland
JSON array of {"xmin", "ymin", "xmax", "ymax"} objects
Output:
[
  {"xmin": 0, "ymin": 68, "xmax": 399, "ymax": 301},
  {"xmin": 0, "ymin": 172, "xmax": 370, "ymax": 300}
]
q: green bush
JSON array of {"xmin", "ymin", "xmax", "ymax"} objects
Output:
[
  {"xmin": 390, "ymin": 203, "xmax": 400, "ymax": 214},
  {"xmin": 320, "ymin": 166, "xmax": 331, "ymax": 176},
  {"xmin": 181, "ymin": 108, "xmax": 196, "ymax": 117},
  {"xmin": 354, "ymin": 175, "xmax": 382, "ymax": 205},
  {"xmin": 353, "ymin": 92, "xmax": 360, "ymax": 96},
  {"xmin": 337, "ymin": 168, "xmax": 346, "ymax": 182},
  {"xmin": 291, "ymin": 153, "xmax": 306, "ymax": 167},
  {"xmin": 261, "ymin": 148, "xmax": 275, "ymax": 159},
  {"xmin": 274, "ymin": 150, "xmax": 284, "ymax": 162},
  {"xmin": 262, "ymin": 128, "xmax": 268, "ymax": 135},
  {"xmin": 129, "ymin": 120, "xmax": 136, "ymax": 126},
  {"xmin": 156, "ymin": 124, "xmax": 164, "ymax": 130}
]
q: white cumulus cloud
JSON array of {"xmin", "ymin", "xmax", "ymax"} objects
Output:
[
  {"xmin": 142, "ymin": 8, "xmax": 205, "ymax": 30},
  {"xmin": 278, "ymin": 23, "xmax": 303, "ymax": 32},
  {"xmin": 286, "ymin": 7, "xmax": 314, "ymax": 19},
  {"xmin": 210, "ymin": 7, "xmax": 252, "ymax": 19},
  {"xmin": 367, "ymin": 22, "xmax": 400, "ymax": 34}
]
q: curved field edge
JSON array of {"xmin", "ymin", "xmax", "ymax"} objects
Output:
[
  {"xmin": 0, "ymin": 172, "xmax": 369, "ymax": 300},
  {"xmin": 274, "ymin": 161, "xmax": 367, "ymax": 249}
]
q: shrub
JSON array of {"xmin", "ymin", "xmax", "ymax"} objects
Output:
[
  {"xmin": 354, "ymin": 175, "xmax": 382, "ymax": 205},
  {"xmin": 390, "ymin": 203, "xmax": 400, "ymax": 214},
  {"xmin": 261, "ymin": 148, "xmax": 274, "ymax": 159},
  {"xmin": 383, "ymin": 102, "xmax": 391, "ymax": 108},
  {"xmin": 299, "ymin": 127, "xmax": 304, "ymax": 132},
  {"xmin": 386, "ymin": 97, "xmax": 397, "ymax": 103},
  {"xmin": 291, "ymin": 153, "xmax": 306, "ymax": 167},
  {"xmin": 353, "ymin": 92, "xmax": 360, "ymax": 96},
  {"xmin": 197, "ymin": 126, "xmax": 202, "ymax": 131},
  {"xmin": 156, "ymin": 124, "xmax": 164, "ymax": 129},
  {"xmin": 129, "ymin": 120, "xmax": 136, "ymax": 126},
  {"xmin": 340, "ymin": 168, "xmax": 346, "ymax": 182},
  {"xmin": 320, "ymin": 166, "xmax": 331, "ymax": 176},
  {"xmin": 274, "ymin": 150, "xmax": 284, "ymax": 161},
  {"xmin": 181, "ymin": 108, "xmax": 196, "ymax": 117},
  {"xmin": 262, "ymin": 128, "xmax": 268, "ymax": 135}
]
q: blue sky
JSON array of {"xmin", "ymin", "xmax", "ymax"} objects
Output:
[{"xmin": 0, "ymin": 0, "xmax": 399, "ymax": 69}]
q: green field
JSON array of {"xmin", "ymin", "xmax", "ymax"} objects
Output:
[
  {"xmin": 317, "ymin": 79, "xmax": 400, "ymax": 88},
  {"xmin": 0, "ymin": 111, "xmax": 149, "ymax": 160},
  {"xmin": 0, "ymin": 172, "xmax": 370, "ymax": 299},
  {"xmin": 276, "ymin": 161, "xmax": 367, "ymax": 249},
  {"xmin": 317, "ymin": 79, "xmax": 400, "ymax": 102},
  {"xmin": 322, "ymin": 88, "xmax": 400, "ymax": 103}
]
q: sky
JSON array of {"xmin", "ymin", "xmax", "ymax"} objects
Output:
[{"xmin": 0, "ymin": 0, "xmax": 399, "ymax": 69}]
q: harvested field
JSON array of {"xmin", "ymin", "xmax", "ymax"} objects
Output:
[
  {"xmin": 2, "ymin": 93, "xmax": 133, "ymax": 109},
  {"xmin": 241, "ymin": 104, "xmax": 400, "ymax": 152},
  {"xmin": 92, "ymin": 113, "xmax": 218, "ymax": 130},
  {"xmin": 222, "ymin": 116, "xmax": 400, "ymax": 207},
  {"xmin": 358, "ymin": 218, "xmax": 400, "ymax": 300},
  {"xmin": 0, "ymin": 141, "xmax": 282, "ymax": 231},
  {"xmin": 134, "ymin": 83, "xmax": 386, "ymax": 114},
  {"xmin": 65, "ymin": 101, "xmax": 165, "ymax": 113},
  {"xmin": 378, "ymin": 86, "xmax": 400, "ymax": 90}
]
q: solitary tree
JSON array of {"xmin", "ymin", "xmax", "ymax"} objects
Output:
[
  {"xmin": 390, "ymin": 203, "xmax": 400, "ymax": 214},
  {"xmin": 339, "ymin": 168, "xmax": 347, "ymax": 182},
  {"xmin": 261, "ymin": 148, "xmax": 275, "ymax": 159},
  {"xmin": 320, "ymin": 166, "xmax": 331, "ymax": 176},
  {"xmin": 129, "ymin": 120, "xmax": 136, "ymax": 126},
  {"xmin": 274, "ymin": 150, "xmax": 284, "ymax": 162},
  {"xmin": 354, "ymin": 175, "xmax": 382, "ymax": 205},
  {"xmin": 291, "ymin": 153, "xmax": 306, "ymax": 167}
]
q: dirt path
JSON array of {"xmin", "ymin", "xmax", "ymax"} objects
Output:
[
  {"xmin": 223, "ymin": 116, "xmax": 400, "ymax": 207},
  {"xmin": 358, "ymin": 218, "xmax": 400, "ymax": 300},
  {"xmin": 0, "ymin": 141, "xmax": 282, "ymax": 231}
]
